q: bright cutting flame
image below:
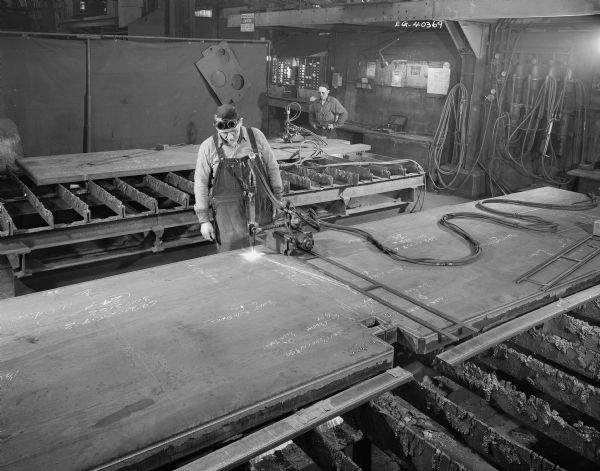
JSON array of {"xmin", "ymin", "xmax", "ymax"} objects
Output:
[{"xmin": 241, "ymin": 246, "xmax": 263, "ymax": 262}]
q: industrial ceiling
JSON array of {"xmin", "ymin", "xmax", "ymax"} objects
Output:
[{"xmin": 224, "ymin": 0, "xmax": 600, "ymax": 31}]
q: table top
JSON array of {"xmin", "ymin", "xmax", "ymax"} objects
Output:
[
  {"xmin": 17, "ymin": 146, "xmax": 199, "ymax": 186},
  {"xmin": 340, "ymin": 122, "xmax": 434, "ymax": 145},
  {"xmin": 0, "ymin": 249, "xmax": 393, "ymax": 470},
  {"xmin": 1, "ymin": 186, "xmax": 598, "ymax": 469},
  {"xmin": 307, "ymin": 187, "xmax": 600, "ymax": 351},
  {"xmin": 16, "ymin": 140, "xmax": 371, "ymax": 185}
]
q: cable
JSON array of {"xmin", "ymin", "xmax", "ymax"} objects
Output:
[
  {"xmin": 428, "ymin": 82, "xmax": 471, "ymax": 191},
  {"xmin": 252, "ymin": 149, "xmax": 597, "ymax": 267},
  {"xmin": 409, "ymin": 185, "xmax": 425, "ymax": 213},
  {"xmin": 282, "ymin": 101, "xmax": 327, "ymax": 149},
  {"xmin": 478, "ymin": 196, "xmax": 597, "ymax": 212}
]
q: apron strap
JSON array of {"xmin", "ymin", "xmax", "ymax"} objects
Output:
[
  {"xmin": 246, "ymin": 127, "xmax": 259, "ymax": 155},
  {"xmin": 213, "ymin": 134, "xmax": 226, "ymax": 161}
]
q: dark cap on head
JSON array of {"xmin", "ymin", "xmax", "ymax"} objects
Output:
[{"xmin": 215, "ymin": 104, "xmax": 239, "ymax": 120}]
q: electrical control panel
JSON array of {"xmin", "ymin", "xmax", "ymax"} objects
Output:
[
  {"xmin": 298, "ymin": 57, "xmax": 322, "ymax": 89},
  {"xmin": 269, "ymin": 55, "xmax": 326, "ymax": 98},
  {"xmin": 270, "ymin": 57, "xmax": 296, "ymax": 86}
]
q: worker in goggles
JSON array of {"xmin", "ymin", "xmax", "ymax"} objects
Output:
[
  {"xmin": 194, "ymin": 104, "xmax": 284, "ymax": 251},
  {"xmin": 309, "ymin": 83, "xmax": 348, "ymax": 139}
]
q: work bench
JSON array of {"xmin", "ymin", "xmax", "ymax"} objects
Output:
[
  {"xmin": 566, "ymin": 167, "xmax": 600, "ymax": 194},
  {"xmin": 337, "ymin": 121, "xmax": 434, "ymax": 172},
  {"xmin": 339, "ymin": 121, "xmax": 434, "ymax": 148}
]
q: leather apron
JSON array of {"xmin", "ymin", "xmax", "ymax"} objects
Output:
[{"xmin": 210, "ymin": 128, "xmax": 274, "ymax": 252}]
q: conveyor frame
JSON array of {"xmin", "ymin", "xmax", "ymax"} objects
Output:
[{"xmin": 0, "ymin": 151, "xmax": 425, "ymax": 278}]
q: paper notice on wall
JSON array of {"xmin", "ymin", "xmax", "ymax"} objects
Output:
[
  {"xmin": 427, "ymin": 62, "xmax": 451, "ymax": 95},
  {"xmin": 391, "ymin": 61, "xmax": 407, "ymax": 87},
  {"xmin": 366, "ymin": 62, "xmax": 377, "ymax": 78},
  {"xmin": 405, "ymin": 61, "xmax": 428, "ymax": 88}
]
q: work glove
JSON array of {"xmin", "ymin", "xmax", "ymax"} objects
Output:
[{"xmin": 200, "ymin": 221, "xmax": 215, "ymax": 241}]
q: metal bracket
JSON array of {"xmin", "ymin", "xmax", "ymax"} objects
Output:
[
  {"xmin": 58, "ymin": 184, "xmax": 91, "ymax": 223},
  {"xmin": 0, "ymin": 202, "xmax": 15, "ymax": 236},
  {"xmin": 86, "ymin": 181, "xmax": 126, "ymax": 218},
  {"xmin": 288, "ymin": 165, "xmax": 334, "ymax": 186},
  {"xmin": 165, "ymin": 172, "xmax": 194, "ymax": 195},
  {"xmin": 143, "ymin": 175, "xmax": 189, "ymax": 208},
  {"xmin": 114, "ymin": 178, "xmax": 158, "ymax": 214},
  {"xmin": 324, "ymin": 167, "xmax": 360, "ymax": 185},
  {"xmin": 152, "ymin": 226, "xmax": 164, "ymax": 252},
  {"xmin": 369, "ymin": 165, "xmax": 392, "ymax": 179},
  {"xmin": 5, "ymin": 252, "xmax": 27, "ymax": 277},
  {"xmin": 280, "ymin": 170, "xmax": 312, "ymax": 190},
  {"xmin": 195, "ymin": 41, "xmax": 250, "ymax": 104},
  {"xmin": 8, "ymin": 169, "xmax": 54, "ymax": 228}
]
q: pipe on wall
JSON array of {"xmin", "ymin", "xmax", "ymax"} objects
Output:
[{"xmin": 84, "ymin": 37, "xmax": 92, "ymax": 153}]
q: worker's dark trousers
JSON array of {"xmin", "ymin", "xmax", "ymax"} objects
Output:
[{"xmin": 211, "ymin": 156, "xmax": 273, "ymax": 252}]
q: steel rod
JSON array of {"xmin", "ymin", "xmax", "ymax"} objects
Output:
[
  {"xmin": 306, "ymin": 250, "xmax": 477, "ymax": 334},
  {"xmin": 515, "ymin": 235, "xmax": 592, "ymax": 283},
  {"xmin": 542, "ymin": 246, "xmax": 600, "ymax": 291},
  {"xmin": 303, "ymin": 251, "xmax": 460, "ymax": 342}
]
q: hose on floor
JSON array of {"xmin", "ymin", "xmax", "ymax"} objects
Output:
[{"xmin": 252, "ymin": 157, "xmax": 597, "ymax": 266}]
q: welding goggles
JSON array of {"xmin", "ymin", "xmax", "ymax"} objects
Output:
[{"xmin": 214, "ymin": 119, "xmax": 239, "ymax": 131}]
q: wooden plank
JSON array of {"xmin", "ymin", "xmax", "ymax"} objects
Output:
[
  {"xmin": 180, "ymin": 367, "xmax": 412, "ymax": 471},
  {"xmin": 16, "ymin": 147, "xmax": 198, "ymax": 186},
  {"xmin": 305, "ymin": 187, "xmax": 600, "ymax": 353},
  {"xmin": 16, "ymin": 141, "xmax": 371, "ymax": 184},
  {"xmin": 0, "ymin": 250, "xmax": 394, "ymax": 471}
]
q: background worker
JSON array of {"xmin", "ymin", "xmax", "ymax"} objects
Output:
[
  {"xmin": 194, "ymin": 104, "xmax": 284, "ymax": 251},
  {"xmin": 309, "ymin": 83, "xmax": 348, "ymax": 139}
]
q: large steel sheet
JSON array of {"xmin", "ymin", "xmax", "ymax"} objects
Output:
[
  {"xmin": 308, "ymin": 187, "xmax": 600, "ymax": 352},
  {"xmin": 0, "ymin": 250, "xmax": 393, "ymax": 470}
]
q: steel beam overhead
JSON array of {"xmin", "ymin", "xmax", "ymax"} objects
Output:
[{"xmin": 227, "ymin": 0, "xmax": 600, "ymax": 27}]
